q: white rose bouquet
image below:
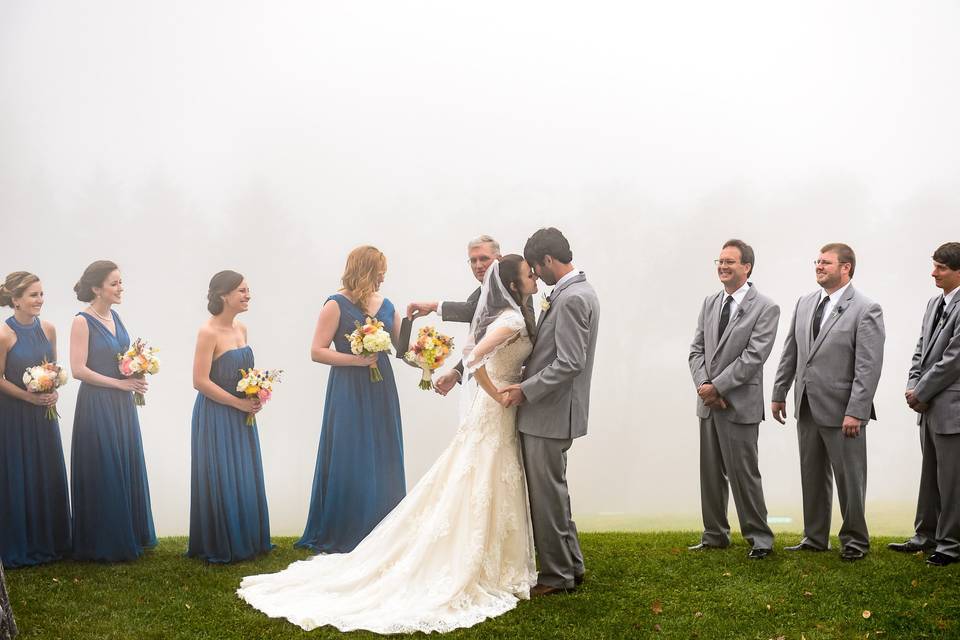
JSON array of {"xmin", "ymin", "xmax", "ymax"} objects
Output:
[
  {"xmin": 346, "ymin": 316, "xmax": 392, "ymax": 382},
  {"xmin": 23, "ymin": 360, "xmax": 69, "ymax": 420}
]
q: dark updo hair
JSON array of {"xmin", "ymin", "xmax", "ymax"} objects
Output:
[
  {"xmin": 207, "ymin": 270, "xmax": 244, "ymax": 315},
  {"xmin": 74, "ymin": 260, "xmax": 119, "ymax": 302},
  {"xmin": 0, "ymin": 271, "xmax": 40, "ymax": 308},
  {"xmin": 498, "ymin": 254, "xmax": 537, "ymax": 340},
  {"xmin": 523, "ymin": 227, "xmax": 573, "ymax": 266}
]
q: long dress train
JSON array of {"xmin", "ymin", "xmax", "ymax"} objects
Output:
[{"xmin": 239, "ymin": 311, "xmax": 537, "ymax": 634}]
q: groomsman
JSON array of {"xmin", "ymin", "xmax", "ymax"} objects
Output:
[
  {"xmin": 688, "ymin": 239, "xmax": 779, "ymax": 559},
  {"xmin": 406, "ymin": 235, "xmax": 501, "ymax": 394},
  {"xmin": 772, "ymin": 243, "xmax": 884, "ymax": 561},
  {"xmin": 889, "ymin": 242, "xmax": 960, "ymax": 566}
]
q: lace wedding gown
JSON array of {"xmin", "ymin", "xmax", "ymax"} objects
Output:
[{"xmin": 238, "ymin": 312, "xmax": 537, "ymax": 634}]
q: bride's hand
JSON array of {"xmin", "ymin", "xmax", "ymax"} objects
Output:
[{"xmin": 497, "ymin": 391, "xmax": 512, "ymax": 408}]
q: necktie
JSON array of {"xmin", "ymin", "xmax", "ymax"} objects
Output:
[
  {"xmin": 813, "ymin": 295, "xmax": 830, "ymax": 340},
  {"xmin": 718, "ymin": 295, "xmax": 734, "ymax": 340},
  {"xmin": 931, "ymin": 297, "xmax": 947, "ymax": 335}
]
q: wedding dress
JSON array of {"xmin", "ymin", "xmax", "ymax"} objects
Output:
[{"xmin": 238, "ymin": 308, "xmax": 537, "ymax": 634}]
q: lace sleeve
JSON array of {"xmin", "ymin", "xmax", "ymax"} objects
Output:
[{"xmin": 463, "ymin": 312, "xmax": 525, "ymax": 374}]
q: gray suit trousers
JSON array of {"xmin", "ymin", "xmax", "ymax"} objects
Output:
[
  {"xmin": 520, "ymin": 433, "xmax": 584, "ymax": 589},
  {"xmin": 796, "ymin": 401, "xmax": 869, "ymax": 552},
  {"xmin": 699, "ymin": 414, "xmax": 774, "ymax": 549},
  {"xmin": 910, "ymin": 420, "xmax": 960, "ymax": 557}
]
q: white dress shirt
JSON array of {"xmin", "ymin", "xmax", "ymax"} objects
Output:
[
  {"xmin": 819, "ymin": 281, "xmax": 852, "ymax": 320},
  {"xmin": 720, "ymin": 281, "xmax": 751, "ymax": 321}
]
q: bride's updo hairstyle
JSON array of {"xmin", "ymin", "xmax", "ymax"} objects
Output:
[
  {"xmin": 341, "ymin": 246, "xmax": 387, "ymax": 313},
  {"xmin": 0, "ymin": 271, "xmax": 40, "ymax": 308},
  {"xmin": 207, "ymin": 270, "xmax": 244, "ymax": 315},
  {"xmin": 74, "ymin": 260, "xmax": 119, "ymax": 302},
  {"xmin": 497, "ymin": 254, "xmax": 537, "ymax": 339}
]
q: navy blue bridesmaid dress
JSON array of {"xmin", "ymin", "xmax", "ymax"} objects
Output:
[
  {"xmin": 297, "ymin": 295, "xmax": 405, "ymax": 553},
  {"xmin": 188, "ymin": 346, "xmax": 272, "ymax": 563},
  {"xmin": 0, "ymin": 316, "xmax": 71, "ymax": 567},
  {"xmin": 71, "ymin": 311, "xmax": 156, "ymax": 562}
]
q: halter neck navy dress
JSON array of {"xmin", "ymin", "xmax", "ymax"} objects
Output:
[
  {"xmin": 71, "ymin": 311, "xmax": 156, "ymax": 562},
  {"xmin": 297, "ymin": 295, "xmax": 405, "ymax": 553},
  {"xmin": 0, "ymin": 316, "xmax": 71, "ymax": 567},
  {"xmin": 188, "ymin": 345, "xmax": 272, "ymax": 563}
]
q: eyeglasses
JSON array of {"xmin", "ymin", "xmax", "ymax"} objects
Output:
[
  {"xmin": 714, "ymin": 259, "xmax": 740, "ymax": 267},
  {"xmin": 814, "ymin": 260, "xmax": 850, "ymax": 267},
  {"xmin": 469, "ymin": 256, "xmax": 494, "ymax": 265}
]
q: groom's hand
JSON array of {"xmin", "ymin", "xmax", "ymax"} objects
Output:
[
  {"xmin": 500, "ymin": 384, "xmax": 526, "ymax": 407},
  {"xmin": 406, "ymin": 301, "xmax": 438, "ymax": 320}
]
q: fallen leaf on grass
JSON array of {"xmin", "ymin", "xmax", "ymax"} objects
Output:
[
  {"xmin": 766, "ymin": 604, "xmax": 772, "ymax": 611},
  {"xmin": 651, "ymin": 600, "xmax": 663, "ymax": 615},
  {"xmin": 52, "ymin": 577, "xmax": 60, "ymax": 583},
  {"xmin": 936, "ymin": 620, "xmax": 948, "ymax": 630},
  {"xmin": 911, "ymin": 579, "xmax": 918, "ymax": 588},
  {"xmin": 694, "ymin": 612, "xmax": 703, "ymax": 618},
  {"xmin": 654, "ymin": 623, "xmax": 662, "ymax": 632},
  {"xmin": 722, "ymin": 571, "xmax": 732, "ymax": 577},
  {"xmin": 862, "ymin": 610, "xmax": 871, "ymax": 619},
  {"xmin": 185, "ymin": 603, "xmax": 192, "ymax": 610},
  {"xmin": 803, "ymin": 591, "xmax": 813, "ymax": 597}
]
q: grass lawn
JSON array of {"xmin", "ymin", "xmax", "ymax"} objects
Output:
[{"xmin": 5, "ymin": 533, "xmax": 958, "ymax": 639}]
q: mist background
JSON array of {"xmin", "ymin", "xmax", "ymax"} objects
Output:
[{"xmin": 2, "ymin": 0, "xmax": 958, "ymax": 536}]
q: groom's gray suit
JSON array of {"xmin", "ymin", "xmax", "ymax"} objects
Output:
[
  {"xmin": 773, "ymin": 284, "xmax": 884, "ymax": 552},
  {"xmin": 906, "ymin": 290, "xmax": 960, "ymax": 557},
  {"xmin": 517, "ymin": 271, "xmax": 599, "ymax": 590},
  {"xmin": 688, "ymin": 283, "xmax": 778, "ymax": 550}
]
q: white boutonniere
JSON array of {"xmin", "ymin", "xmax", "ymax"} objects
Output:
[{"xmin": 540, "ymin": 292, "xmax": 551, "ymax": 312}]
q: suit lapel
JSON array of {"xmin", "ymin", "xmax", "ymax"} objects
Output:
[
  {"xmin": 704, "ymin": 292, "xmax": 722, "ymax": 363},
  {"xmin": 923, "ymin": 294, "xmax": 959, "ymax": 362},
  {"xmin": 538, "ymin": 272, "xmax": 586, "ymax": 327},
  {"xmin": 807, "ymin": 285, "xmax": 856, "ymax": 362},
  {"xmin": 714, "ymin": 285, "xmax": 756, "ymax": 356}
]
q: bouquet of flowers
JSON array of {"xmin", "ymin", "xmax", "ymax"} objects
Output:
[
  {"xmin": 404, "ymin": 326, "xmax": 455, "ymax": 390},
  {"xmin": 346, "ymin": 316, "xmax": 392, "ymax": 382},
  {"xmin": 118, "ymin": 338, "xmax": 160, "ymax": 406},
  {"xmin": 22, "ymin": 360, "xmax": 69, "ymax": 420},
  {"xmin": 236, "ymin": 367, "xmax": 283, "ymax": 426}
]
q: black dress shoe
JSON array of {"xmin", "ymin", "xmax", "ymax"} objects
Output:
[
  {"xmin": 888, "ymin": 541, "xmax": 934, "ymax": 554},
  {"xmin": 531, "ymin": 583, "xmax": 573, "ymax": 597},
  {"xmin": 687, "ymin": 542, "xmax": 725, "ymax": 551},
  {"xmin": 748, "ymin": 548, "xmax": 772, "ymax": 559},
  {"xmin": 840, "ymin": 547, "xmax": 866, "ymax": 561},
  {"xmin": 574, "ymin": 574, "xmax": 585, "ymax": 586},
  {"xmin": 926, "ymin": 552, "xmax": 959, "ymax": 567},
  {"xmin": 784, "ymin": 542, "xmax": 826, "ymax": 552}
]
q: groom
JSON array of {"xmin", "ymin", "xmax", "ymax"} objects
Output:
[{"xmin": 502, "ymin": 227, "xmax": 600, "ymax": 596}]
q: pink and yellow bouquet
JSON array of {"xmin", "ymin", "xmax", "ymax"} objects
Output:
[
  {"xmin": 404, "ymin": 326, "xmax": 455, "ymax": 390},
  {"xmin": 22, "ymin": 360, "xmax": 69, "ymax": 420},
  {"xmin": 236, "ymin": 367, "xmax": 283, "ymax": 426},
  {"xmin": 346, "ymin": 317, "xmax": 392, "ymax": 382},
  {"xmin": 117, "ymin": 338, "xmax": 160, "ymax": 406}
]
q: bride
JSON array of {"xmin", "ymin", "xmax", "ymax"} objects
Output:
[{"xmin": 238, "ymin": 255, "xmax": 541, "ymax": 634}]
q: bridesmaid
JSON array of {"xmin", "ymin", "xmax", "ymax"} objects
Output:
[
  {"xmin": 187, "ymin": 271, "xmax": 272, "ymax": 563},
  {"xmin": 297, "ymin": 246, "xmax": 407, "ymax": 553},
  {"xmin": 0, "ymin": 272, "xmax": 71, "ymax": 567},
  {"xmin": 70, "ymin": 260, "xmax": 156, "ymax": 561}
]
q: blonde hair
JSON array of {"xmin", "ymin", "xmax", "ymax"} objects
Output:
[
  {"xmin": 341, "ymin": 246, "xmax": 387, "ymax": 311},
  {"xmin": 0, "ymin": 271, "xmax": 40, "ymax": 308}
]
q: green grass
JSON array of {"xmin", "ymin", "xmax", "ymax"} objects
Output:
[{"xmin": 5, "ymin": 533, "xmax": 959, "ymax": 639}]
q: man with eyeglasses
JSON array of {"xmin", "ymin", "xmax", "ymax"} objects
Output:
[
  {"xmin": 406, "ymin": 235, "xmax": 501, "ymax": 395},
  {"xmin": 688, "ymin": 239, "xmax": 779, "ymax": 559},
  {"xmin": 772, "ymin": 243, "xmax": 885, "ymax": 561},
  {"xmin": 889, "ymin": 242, "xmax": 960, "ymax": 567}
]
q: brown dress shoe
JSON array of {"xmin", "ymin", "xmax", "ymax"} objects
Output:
[{"xmin": 531, "ymin": 583, "xmax": 572, "ymax": 597}]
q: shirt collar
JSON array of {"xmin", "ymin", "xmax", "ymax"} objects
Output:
[
  {"xmin": 723, "ymin": 281, "xmax": 751, "ymax": 306},
  {"xmin": 820, "ymin": 281, "xmax": 851, "ymax": 302},
  {"xmin": 944, "ymin": 287, "xmax": 958, "ymax": 306},
  {"xmin": 552, "ymin": 268, "xmax": 580, "ymax": 292}
]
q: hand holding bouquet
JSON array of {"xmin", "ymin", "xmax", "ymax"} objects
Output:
[
  {"xmin": 22, "ymin": 360, "xmax": 69, "ymax": 419},
  {"xmin": 118, "ymin": 338, "xmax": 160, "ymax": 406},
  {"xmin": 346, "ymin": 317, "xmax": 392, "ymax": 382},
  {"xmin": 404, "ymin": 326, "xmax": 454, "ymax": 390},
  {"xmin": 236, "ymin": 368, "xmax": 283, "ymax": 426}
]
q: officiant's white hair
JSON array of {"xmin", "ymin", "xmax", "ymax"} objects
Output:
[{"xmin": 467, "ymin": 235, "xmax": 500, "ymax": 255}]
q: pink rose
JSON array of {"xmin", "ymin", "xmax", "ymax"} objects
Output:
[{"xmin": 257, "ymin": 389, "xmax": 272, "ymax": 403}]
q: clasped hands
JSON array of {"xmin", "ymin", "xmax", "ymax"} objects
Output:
[
  {"xmin": 697, "ymin": 383, "xmax": 727, "ymax": 410},
  {"xmin": 904, "ymin": 389, "xmax": 928, "ymax": 414}
]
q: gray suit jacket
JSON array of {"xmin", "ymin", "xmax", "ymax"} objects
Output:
[
  {"xmin": 518, "ymin": 272, "xmax": 600, "ymax": 440},
  {"xmin": 907, "ymin": 292, "xmax": 960, "ymax": 434},
  {"xmin": 772, "ymin": 284, "xmax": 885, "ymax": 426},
  {"xmin": 688, "ymin": 284, "xmax": 780, "ymax": 424}
]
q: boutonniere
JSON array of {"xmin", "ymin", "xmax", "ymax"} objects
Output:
[
  {"xmin": 834, "ymin": 306, "xmax": 845, "ymax": 317},
  {"xmin": 540, "ymin": 292, "xmax": 551, "ymax": 312}
]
